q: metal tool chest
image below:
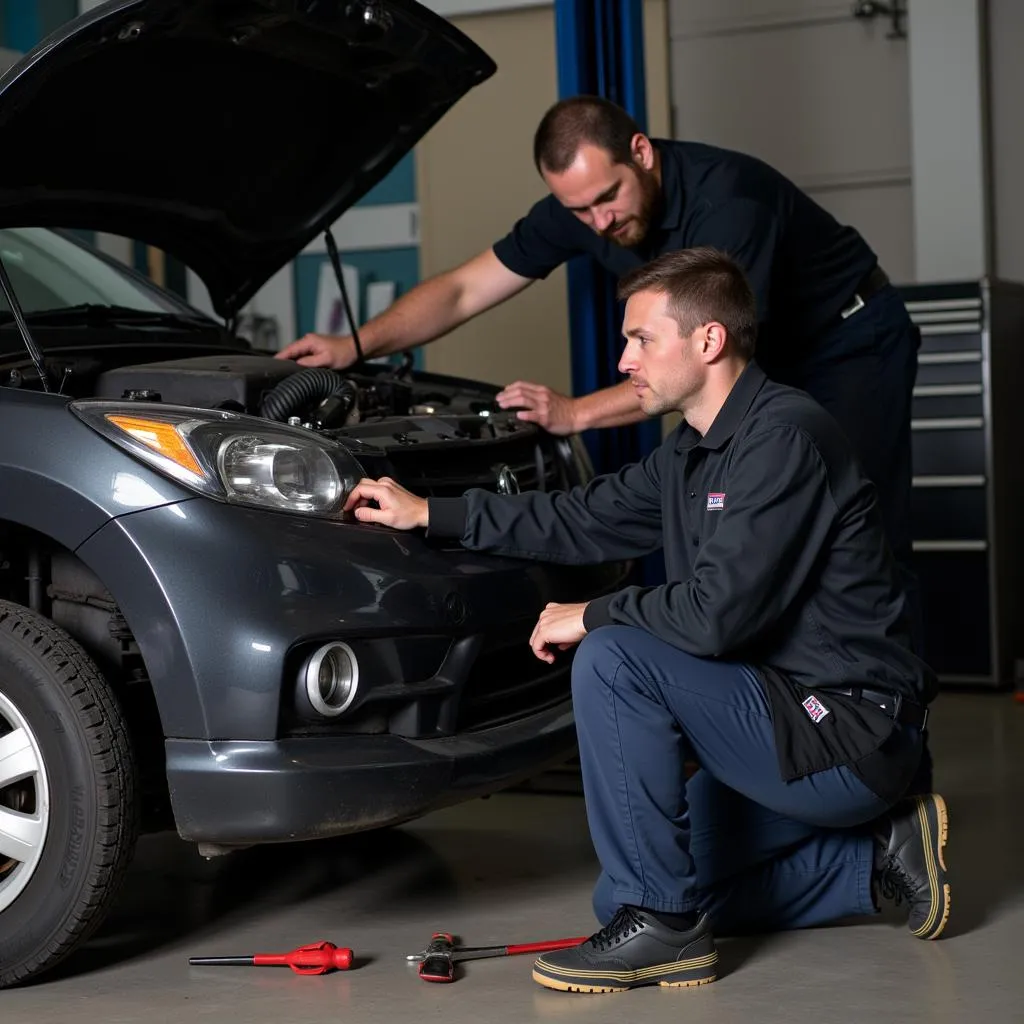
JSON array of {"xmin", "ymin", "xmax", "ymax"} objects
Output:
[{"xmin": 898, "ymin": 279, "xmax": 1024, "ymax": 687}]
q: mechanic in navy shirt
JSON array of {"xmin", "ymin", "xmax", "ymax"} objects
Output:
[
  {"xmin": 339, "ymin": 247, "xmax": 949, "ymax": 995},
  {"xmin": 278, "ymin": 95, "xmax": 928, "ymax": 787}
]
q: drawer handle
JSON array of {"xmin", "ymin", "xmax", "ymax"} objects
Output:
[
  {"xmin": 913, "ymin": 384, "xmax": 983, "ymax": 397},
  {"xmin": 913, "ymin": 311, "xmax": 981, "ymax": 324},
  {"xmin": 918, "ymin": 351, "xmax": 981, "ymax": 364},
  {"xmin": 905, "ymin": 298, "xmax": 982, "ymax": 314},
  {"xmin": 912, "ymin": 540, "xmax": 987, "ymax": 552},
  {"xmin": 912, "ymin": 475, "xmax": 985, "ymax": 487},
  {"xmin": 911, "ymin": 417, "xmax": 983, "ymax": 430},
  {"xmin": 918, "ymin": 323, "xmax": 981, "ymax": 335}
]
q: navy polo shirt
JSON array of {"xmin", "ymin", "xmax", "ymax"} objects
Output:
[{"xmin": 492, "ymin": 139, "xmax": 879, "ymax": 366}]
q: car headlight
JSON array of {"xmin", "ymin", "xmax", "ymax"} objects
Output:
[{"xmin": 72, "ymin": 401, "xmax": 364, "ymax": 518}]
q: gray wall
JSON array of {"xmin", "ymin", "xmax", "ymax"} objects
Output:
[
  {"xmin": 907, "ymin": 0, "xmax": 989, "ymax": 283},
  {"xmin": 668, "ymin": 0, "xmax": 915, "ymax": 282},
  {"xmin": 987, "ymin": 0, "xmax": 1024, "ymax": 283},
  {"xmin": 668, "ymin": 0, "xmax": 1024, "ymax": 287}
]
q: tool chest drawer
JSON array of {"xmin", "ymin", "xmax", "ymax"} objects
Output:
[
  {"xmin": 911, "ymin": 384, "xmax": 984, "ymax": 420},
  {"xmin": 910, "ymin": 422, "xmax": 985, "ymax": 476},
  {"xmin": 897, "ymin": 278, "xmax": 1024, "ymax": 687},
  {"xmin": 917, "ymin": 330, "xmax": 981, "ymax": 354},
  {"xmin": 909, "ymin": 482, "xmax": 988, "ymax": 540},
  {"xmin": 913, "ymin": 354, "xmax": 983, "ymax": 387}
]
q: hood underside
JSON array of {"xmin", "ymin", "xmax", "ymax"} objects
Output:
[{"xmin": 0, "ymin": 0, "xmax": 495, "ymax": 318}]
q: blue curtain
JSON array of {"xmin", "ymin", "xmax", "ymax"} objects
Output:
[{"xmin": 554, "ymin": 0, "xmax": 663, "ymax": 476}]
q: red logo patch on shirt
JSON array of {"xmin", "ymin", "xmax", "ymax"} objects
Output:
[
  {"xmin": 706, "ymin": 492, "xmax": 725, "ymax": 511},
  {"xmin": 802, "ymin": 694, "xmax": 831, "ymax": 723}
]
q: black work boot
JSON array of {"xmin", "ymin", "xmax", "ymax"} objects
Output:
[
  {"xmin": 531, "ymin": 906, "xmax": 718, "ymax": 994},
  {"xmin": 874, "ymin": 793, "xmax": 950, "ymax": 939}
]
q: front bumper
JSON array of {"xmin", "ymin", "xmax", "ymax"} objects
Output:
[
  {"xmin": 73, "ymin": 496, "xmax": 626, "ymax": 845},
  {"xmin": 77, "ymin": 497, "xmax": 628, "ymax": 740},
  {"xmin": 166, "ymin": 697, "xmax": 576, "ymax": 845}
]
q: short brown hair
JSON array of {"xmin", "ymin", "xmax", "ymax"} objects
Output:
[
  {"xmin": 534, "ymin": 95, "xmax": 642, "ymax": 174},
  {"xmin": 616, "ymin": 248, "xmax": 758, "ymax": 358}
]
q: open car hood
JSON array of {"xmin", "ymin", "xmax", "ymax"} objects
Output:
[{"xmin": 0, "ymin": 0, "xmax": 495, "ymax": 318}]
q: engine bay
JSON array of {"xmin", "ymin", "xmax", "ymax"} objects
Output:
[{"xmin": 92, "ymin": 352, "xmax": 529, "ymax": 453}]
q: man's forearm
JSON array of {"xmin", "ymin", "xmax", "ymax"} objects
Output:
[
  {"xmin": 354, "ymin": 273, "xmax": 466, "ymax": 358},
  {"xmin": 574, "ymin": 380, "xmax": 650, "ymax": 431},
  {"xmin": 354, "ymin": 250, "xmax": 531, "ymax": 360}
]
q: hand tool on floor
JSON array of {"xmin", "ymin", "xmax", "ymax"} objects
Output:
[
  {"xmin": 189, "ymin": 940, "xmax": 354, "ymax": 975},
  {"xmin": 406, "ymin": 931, "xmax": 588, "ymax": 983}
]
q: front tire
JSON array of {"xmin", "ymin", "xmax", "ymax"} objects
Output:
[{"xmin": 0, "ymin": 602, "xmax": 138, "ymax": 988}]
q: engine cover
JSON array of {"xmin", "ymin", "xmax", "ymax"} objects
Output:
[{"xmin": 95, "ymin": 354, "xmax": 302, "ymax": 414}]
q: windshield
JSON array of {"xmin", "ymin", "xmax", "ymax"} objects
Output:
[{"xmin": 0, "ymin": 227, "xmax": 195, "ymax": 317}]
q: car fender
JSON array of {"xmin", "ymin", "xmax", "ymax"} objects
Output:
[
  {"xmin": 73, "ymin": 505, "xmax": 211, "ymax": 739},
  {"xmin": 0, "ymin": 390, "xmax": 208, "ymax": 734}
]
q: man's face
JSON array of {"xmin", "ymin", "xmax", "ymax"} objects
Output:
[
  {"xmin": 542, "ymin": 140, "xmax": 660, "ymax": 248},
  {"xmin": 618, "ymin": 290, "xmax": 706, "ymax": 417}
]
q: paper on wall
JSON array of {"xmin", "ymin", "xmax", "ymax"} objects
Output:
[
  {"xmin": 314, "ymin": 261, "xmax": 360, "ymax": 335},
  {"xmin": 365, "ymin": 280, "xmax": 397, "ymax": 320}
]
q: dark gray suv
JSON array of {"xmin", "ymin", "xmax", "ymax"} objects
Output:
[{"xmin": 0, "ymin": 0, "xmax": 629, "ymax": 987}]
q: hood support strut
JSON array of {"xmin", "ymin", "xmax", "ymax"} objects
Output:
[
  {"xmin": 0, "ymin": 253, "xmax": 51, "ymax": 393},
  {"xmin": 324, "ymin": 229, "xmax": 365, "ymax": 369}
]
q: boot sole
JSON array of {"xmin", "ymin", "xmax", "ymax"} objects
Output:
[
  {"xmin": 532, "ymin": 953, "xmax": 718, "ymax": 993},
  {"xmin": 531, "ymin": 972, "xmax": 717, "ymax": 994},
  {"xmin": 912, "ymin": 793, "xmax": 950, "ymax": 940}
]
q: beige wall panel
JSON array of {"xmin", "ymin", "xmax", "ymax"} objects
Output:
[{"xmin": 416, "ymin": 7, "xmax": 568, "ymax": 389}]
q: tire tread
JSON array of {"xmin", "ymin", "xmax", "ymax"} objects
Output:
[{"xmin": 0, "ymin": 601, "xmax": 139, "ymax": 988}]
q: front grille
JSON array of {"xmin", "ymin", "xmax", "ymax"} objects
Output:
[
  {"xmin": 388, "ymin": 435, "xmax": 564, "ymax": 498},
  {"xmin": 281, "ymin": 622, "xmax": 574, "ymax": 739}
]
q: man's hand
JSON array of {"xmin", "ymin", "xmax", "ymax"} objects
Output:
[
  {"xmin": 496, "ymin": 381, "xmax": 579, "ymax": 435},
  {"xmin": 343, "ymin": 477, "xmax": 428, "ymax": 530},
  {"xmin": 529, "ymin": 602, "xmax": 588, "ymax": 663},
  {"xmin": 276, "ymin": 333, "xmax": 357, "ymax": 370}
]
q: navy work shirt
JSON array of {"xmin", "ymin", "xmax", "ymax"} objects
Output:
[
  {"xmin": 427, "ymin": 361, "xmax": 934, "ymax": 802},
  {"xmin": 493, "ymin": 139, "xmax": 879, "ymax": 366}
]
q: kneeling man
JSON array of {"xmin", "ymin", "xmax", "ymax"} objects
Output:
[{"xmin": 344, "ymin": 247, "xmax": 949, "ymax": 994}]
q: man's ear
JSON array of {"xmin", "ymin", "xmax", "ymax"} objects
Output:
[
  {"xmin": 631, "ymin": 133, "xmax": 655, "ymax": 171},
  {"xmin": 704, "ymin": 322, "xmax": 728, "ymax": 361}
]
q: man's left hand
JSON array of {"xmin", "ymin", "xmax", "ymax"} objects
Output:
[
  {"xmin": 529, "ymin": 602, "xmax": 588, "ymax": 663},
  {"xmin": 496, "ymin": 381, "xmax": 578, "ymax": 435}
]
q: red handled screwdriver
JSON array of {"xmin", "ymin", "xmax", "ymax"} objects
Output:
[{"xmin": 189, "ymin": 940, "xmax": 353, "ymax": 975}]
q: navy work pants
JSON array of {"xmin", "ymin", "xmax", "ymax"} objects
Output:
[{"xmin": 573, "ymin": 626, "xmax": 919, "ymax": 933}]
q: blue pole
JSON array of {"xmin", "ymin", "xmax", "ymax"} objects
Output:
[
  {"xmin": 554, "ymin": 0, "xmax": 662, "ymax": 470},
  {"xmin": 554, "ymin": 0, "xmax": 600, "ymax": 406},
  {"xmin": 618, "ymin": 0, "xmax": 648, "ymax": 133}
]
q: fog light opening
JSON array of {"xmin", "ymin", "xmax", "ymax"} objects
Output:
[{"xmin": 303, "ymin": 642, "xmax": 359, "ymax": 717}]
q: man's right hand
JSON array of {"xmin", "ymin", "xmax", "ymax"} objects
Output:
[
  {"xmin": 276, "ymin": 332, "xmax": 356, "ymax": 369},
  {"xmin": 343, "ymin": 477, "xmax": 428, "ymax": 530}
]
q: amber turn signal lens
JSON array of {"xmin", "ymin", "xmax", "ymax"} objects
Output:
[{"xmin": 105, "ymin": 414, "xmax": 203, "ymax": 476}]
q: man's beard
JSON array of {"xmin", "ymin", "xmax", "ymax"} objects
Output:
[{"xmin": 603, "ymin": 167, "xmax": 661, "ymax": 249}]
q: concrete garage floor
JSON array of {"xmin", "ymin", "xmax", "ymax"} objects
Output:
[{"xmin": 5, "ymin": 692, "xmax": 1023, "ymax": 1023}]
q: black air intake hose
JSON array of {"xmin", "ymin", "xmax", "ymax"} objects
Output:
[{"xmin": 260, "ymin": 367, "xmax": 351, "ymax": 422}]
